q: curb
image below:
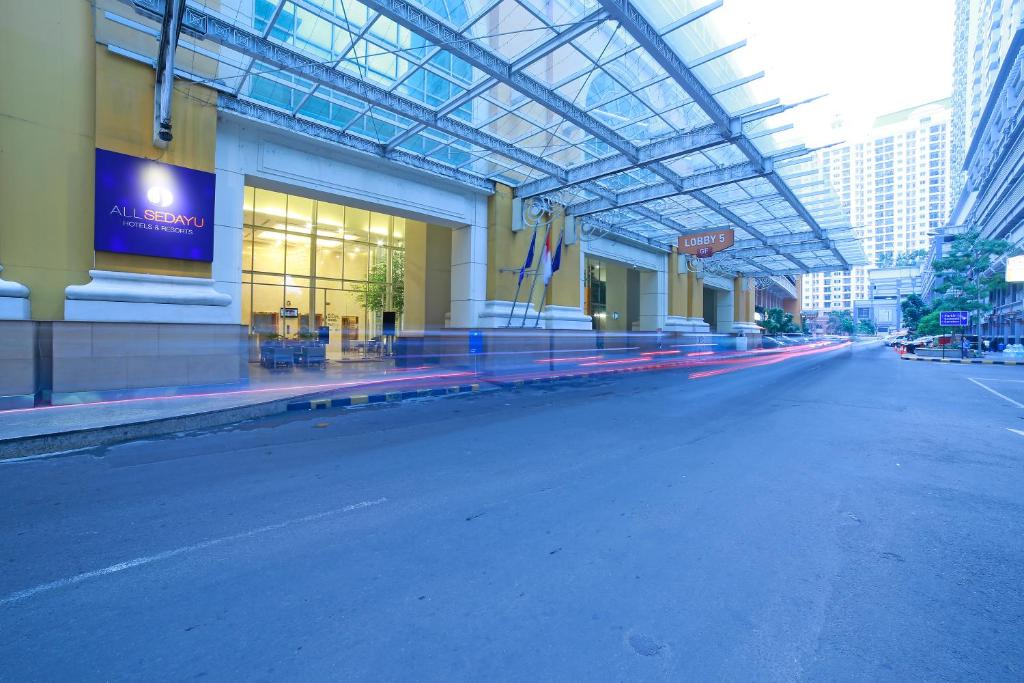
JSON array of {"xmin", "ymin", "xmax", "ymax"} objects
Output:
[
  {"xmin": 286, "ymin": 383, "xmax": 485, "ymax": 410},
  {"xmin": 900, "ymin": 355, "xmax": 1021, "ymax": 365},
  {"xmin": 0, "ymin": 396, "xmax": 306, "ymax": 462}
]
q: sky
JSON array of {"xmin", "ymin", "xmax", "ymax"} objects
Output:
[{"xmin": 714, "ymin": 0, "xmax": 956, "ymax": 146}]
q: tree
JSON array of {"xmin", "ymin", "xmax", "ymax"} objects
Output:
[
  {"xmin": 931, "ymin": 231, "xmax": 1010, "ymax": 332},
  {"xmin": 827, "ymin": 310, "xmax": 855, "ymax": 335},
  {"xmin": 900, "ymin": 293, "xmax": 930, "ymax": 331},
  {"xmin": 916, "ymin": 310, "xmax": 944, "ymax": 336},
  {"xmin": 760, "ymin": 307, "xmax": 799, "ymax": 335},
  {"xmin": 875, "ymin": 252, "xmax": 894, "ymax": 268},
  {"xmin": 895, "ymin": 249, "xmax": 928, "ymax": 267},
  {"xmin": 857, "ymin": 319, "xmax": 876, "ymax": 335},
  {"xmin": 354, "ymin": 250, "xmax": 405, "ymax": 315}
]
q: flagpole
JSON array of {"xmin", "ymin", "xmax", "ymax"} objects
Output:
[
  {"xmin": 521, "ymin": 223, "xmax": 552, "ymax": 327},
  {"xmin": 534, "ymin": 226, "xmax": 564, "ymax": 328},
  {"xmin": 506, "ymin": 273, "xmax": 526, "ymax": 327},
  {"xmin": 533, "ymin": 280, "xmax": 551, "ymax": 328},
  {"xmin": 506, "ymin": 227, "xmax": 537, "ymax": 327}
]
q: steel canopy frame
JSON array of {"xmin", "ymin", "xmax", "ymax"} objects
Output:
[
  {"xmin": 121, "ymin": 0, "xmax": 860, "ymax": 274},
  {"xmin": 595, "ymin": 0, "xmax": 850, "ymax": 268}
]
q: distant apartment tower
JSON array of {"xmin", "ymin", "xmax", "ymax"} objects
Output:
[
  {"xmin": 951, "ymin": 0, "xmax": 1024, "ymax": 198},
  {"xmin": 801, "ymin": 100, "xmax": 953, "ymax": 315}
]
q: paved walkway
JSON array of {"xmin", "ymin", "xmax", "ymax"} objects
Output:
[
  {"xmin": 0, "ymin": 363, "xmax": 475, "ymax": 443},
  {"xmin": 0, "ymin": 341, "xmax": 852, "ymax": 455}
]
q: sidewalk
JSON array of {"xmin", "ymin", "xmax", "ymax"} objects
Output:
[
  {"xmin": 0, "ymin": 364, "xmax": 483, "ymax": 459},
  {"xmin": 0, "ymin": 341, "xmax": 848, "ymax": 460}
]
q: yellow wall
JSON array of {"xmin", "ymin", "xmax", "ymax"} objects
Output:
[
  {"xmin": 604, "ymin": 260, "xmax": 629, "ymax": 332},
  {"xmin": 404, "ymin": 221, "xmax": 451, "ymax": 331},
  {"xmin": 547, "ymin": 206, "xmax": 582, "ymax": 309},
  {"xmin": 486, "ymin": 185, "xmax": 534, "ymax": 302},
  {"xmin": 0, "ymin": 5, "xmax": 219, "ymax": 320},
  {"xmin": 783, "ymin": 276, "xmax": 802, "ymax": 320},
  {"xmin": 688, "ymin": 270, "xmax": 703, "ymax": 320},
  {"xmin": 733, "ymin": 276, "xmax": 757, "ymax": 324},
  {"xmin": 0, "ymin": 0, "xmax": 95, "ymax": 320},
  {"xmin": 667, "ymin": 252, "xmax": 689, "ymax": 317}
]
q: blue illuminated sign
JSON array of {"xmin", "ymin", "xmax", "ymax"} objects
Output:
[
  {"xmin": 94, "ymin": 148, "xmax": 216, "ymax": 262},
  {"xmin": 468, "ymin": 330, "xmax": 484, "ymax": 355},
  {"xmin": 939, "ymin": 311, "xmax": 970, "ymax": 327}
]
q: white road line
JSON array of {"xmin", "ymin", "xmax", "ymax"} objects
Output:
[
  {"xmin": 0, "ymin": 497, "xmax": 387, "ymax": 606},
  {"xmin": 1009, "ymin": 429, "xmax": 1024, "ymax": 438},
  {"xmin": 967, "ymin": 378, "xmax": 1024, "ymax": 409}
]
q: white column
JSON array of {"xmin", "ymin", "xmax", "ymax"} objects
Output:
[
  {"xmin": 449, "ymin": 223, "xmax": 487, "ymax": 328},
  {"xmin": 637, "ymin": 263, "xmax": 667, "ymax": 330},
  {"xmin": 211, "ymin": 167, "xmax": 244, "ymax": 324},
  {"xmin": 716, "ymin": 286, "xmax": 735, "ymax": 334}
]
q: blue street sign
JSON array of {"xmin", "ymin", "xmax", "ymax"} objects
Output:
[
  {"xmin": 468, "ymin": 329, "xmax": 484, "ymax": 355},
  {"xmin": 939, "ymin": 311, "xmax": 970, "ymax": 327}
]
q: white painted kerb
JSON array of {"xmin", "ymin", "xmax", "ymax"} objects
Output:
[{"xmin": 0, "ymin": 265, "xmax": 30, "ymax": 320}]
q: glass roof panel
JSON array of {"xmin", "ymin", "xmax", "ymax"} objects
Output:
[
  {"xmin": 470, "ymin": 0, "xmax": 556, "ymax": 62},
  {"xmin": 96, "ymin": 0, "xmax": 865, "ymax": 272}
]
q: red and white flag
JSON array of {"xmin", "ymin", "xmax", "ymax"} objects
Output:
[{"xmin": 540, "ymin": 229, "xmax": 554, "ymax": 285}]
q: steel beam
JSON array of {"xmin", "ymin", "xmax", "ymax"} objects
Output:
[
  {"xmin": 515, "ymin": 123, "xmax": 725, "ymax": 198},
  {"xmin": 597, "ymin": 0, "xmax": 849, "ymax": 268},
  {"xmin": 357, "ymin": 0, "xmax": 640, "ymax": 159},
  {"xmin": 387, "ymin": 8, "xmax": 608, "ymax": 152},
  {"xmin": 127, "ymin": 0, "xmax": 570, "ymax": 182},
  {"xmin": 219, "ymin": 96, "xmax": 494, "ymax": 191},
  {"xmin": 567, "ymin": 160, "xmax": 763, "ymax": 216}
]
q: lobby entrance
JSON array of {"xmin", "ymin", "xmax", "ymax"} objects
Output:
[{"xmin": 240, "ymin": 186, "xmax": 447, "ymax": 363}]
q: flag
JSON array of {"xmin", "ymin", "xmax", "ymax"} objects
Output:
[
  {"xmin": 551, "ymin": 231, "xmax": 563, "ymax": 275},
  {"xmin": 540, "ymin": 229, "xmax": 554, "ymax": 285},
  {"xmin": 518, "ymin": 232, "xmax": 536, "ymax": 286}
]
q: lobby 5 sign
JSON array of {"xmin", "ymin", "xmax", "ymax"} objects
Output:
[
  {"xmin": 94, "ymin": 148, "xmax": 216, "ymax": 262},
  {"xmin": 678, "ymin": 229, "xmax": 734, "ymax": 258}
]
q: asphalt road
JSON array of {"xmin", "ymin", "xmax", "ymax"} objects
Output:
[{"xmin": 2, "ymin": 342, "xmax": 1022, "ymax": 681}]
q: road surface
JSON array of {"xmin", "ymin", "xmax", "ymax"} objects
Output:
[{"xmin": 2, "ymin": 342, "xmax": 1022, "ymax": 680}]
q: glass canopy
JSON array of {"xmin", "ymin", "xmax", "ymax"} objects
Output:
[{"xmin": 106, "ymin": 0, "xmax": 866, "ymax": 274}]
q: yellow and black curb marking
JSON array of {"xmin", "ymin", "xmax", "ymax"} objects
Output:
[
  {"xmin": 287, "ymin": 384, "xmax": 482, "ymax": 411},
  {"xmin": 900, "ymin": 355, "xmax": 1020, "ymax": 366}
]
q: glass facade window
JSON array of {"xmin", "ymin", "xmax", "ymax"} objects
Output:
[{"xmin": 240, "ymin": 186, "xmax": 406, "ymax": 361}]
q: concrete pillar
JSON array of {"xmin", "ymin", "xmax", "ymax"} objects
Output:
[
  {"xmin": 731, "ymin": 275, "xmax": 762, "ymax": 337},
  {"xmin": 449, "ymin": 222, "xmax": 487, "ymax": 328},
  {"xmin": 405, "ymin": 222, "xmax": 452, "ymax": 333},
  {"xmin": 665, "ymin": 252, "xmax": 709, "ymax": 333},
  {"xmin": 637, "ymin": 265, "xmax": 666, "ymax": 331},
  {"xmin": 716, "ymin": 284, "xmax": 735, "ymax": 334}
]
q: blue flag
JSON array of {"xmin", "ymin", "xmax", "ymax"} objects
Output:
[
  {"xmin": 551, "ymin": 232, "xmax": 563, "ymax": 274},
  {"xmin": 518, "ymin": 232, "xmax": 536, "ymax": 285}
]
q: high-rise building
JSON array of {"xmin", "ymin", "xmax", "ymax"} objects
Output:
[
  {"xmin": 950, "ymin": 0, "xmax": 1024, "ymax": 199},
  {"xmin": 935, "ymin": 5, "xmax": 1024, "ymax": 343},
  {"xmin": 801, "ymin": 100, "xmax": 953, "ymax": 317}
]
